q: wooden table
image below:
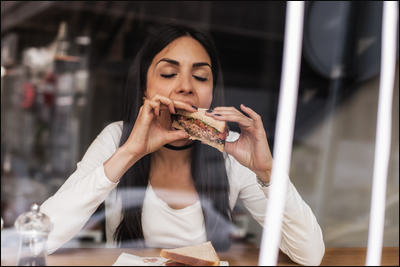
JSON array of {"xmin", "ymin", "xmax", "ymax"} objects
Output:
[{"xmin": 1, "ymin": 244, "xmax": 398, "ymax": 266}]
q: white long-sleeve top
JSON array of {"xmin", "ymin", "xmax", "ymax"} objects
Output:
[{"xmin": 40, "ymin": 121, "xmax": 325, "ymax": 265}]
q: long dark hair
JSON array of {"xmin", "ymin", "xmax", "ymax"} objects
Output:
[{"xmin": 113, "ymin": 21, "xmax": 233, "ymax": 251}]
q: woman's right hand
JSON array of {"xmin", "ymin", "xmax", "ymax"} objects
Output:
[{"xmin": 123, "ymin": 94, "xmax": 196, "ymax": 159}]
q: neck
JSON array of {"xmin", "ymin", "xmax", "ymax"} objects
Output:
[{"xmin": 152, "ymin": 142, "xmax": 193, "ymax": 169}]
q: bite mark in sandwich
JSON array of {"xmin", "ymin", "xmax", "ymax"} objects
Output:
[{"xmin": 172, "ymin": 108, "xmax": 229, "ymax": 152}]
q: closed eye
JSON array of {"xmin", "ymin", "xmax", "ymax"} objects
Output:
[
  {"xmin": 161, "ymin": 74, "xmax": 177, "ymax": 79},
  {"xmin": 193, "ymin": 75, "xmax": 207, "ymax": 82}
]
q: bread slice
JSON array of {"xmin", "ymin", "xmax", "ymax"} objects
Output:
[
  {"xmin": 160, "ymin": 241, "xmax": 220, "ymax": 266},
  {"xmin": 175, "ymin": 108, "xmax": 226, "ymax": 133}
]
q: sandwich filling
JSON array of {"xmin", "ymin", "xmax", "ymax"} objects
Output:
[
  {"xmin": 172, "ymin": 115, "xmax": 229, "ymax": 145},
  {"xmin": 164, "ymin": 260, "xmax": 188, "ymax": 266}
]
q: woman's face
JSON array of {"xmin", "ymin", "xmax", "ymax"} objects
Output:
[
  {"xmin": 146, "ymin": 36, "xmax": 214, "ymax": 140},
  {"xmin": 146, "ymin": 36, "xmax": 213, "ymax": 108}
]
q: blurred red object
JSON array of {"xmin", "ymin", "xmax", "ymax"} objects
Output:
[{"xmin": 20, "ymin": 82, "xmax": 35, "ymax": 109}]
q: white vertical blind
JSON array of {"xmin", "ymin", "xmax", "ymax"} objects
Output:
[
  {"xmin": 366, "ymin": 1, "xmax": 398, "ymax": 266},
  {"xmin": 258, "ymin": 1, "xmax": 305, "ymax": 265}
]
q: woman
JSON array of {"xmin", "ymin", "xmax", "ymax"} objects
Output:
[{"xmin": 40, "ymin": 22, "xmax": 325, "ymax": 265}]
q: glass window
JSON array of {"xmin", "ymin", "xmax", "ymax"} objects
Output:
[{"xmin": 1, "ymin": 1, "xmax": 398, "ymax": 251}]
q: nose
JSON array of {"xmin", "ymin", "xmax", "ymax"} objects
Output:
[{"xmin": 175, "ymin": 75, "xmax": 194, "ymax": 95}]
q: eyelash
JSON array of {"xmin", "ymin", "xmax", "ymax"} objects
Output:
[
  {"xmin": 194, "ymin": 76, "xmax": 207, "ymax": 82},
  {"xmin": 160, "ymin": 74, "xmax": 207, "ymax": 82},
  {"xmin": 160, "ymin": 74, "xmax": 176, "ymax": 79}
]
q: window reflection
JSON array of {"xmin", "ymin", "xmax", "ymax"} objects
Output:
[{"xmin": 1, "ymin": 1, "xmax": 398, "ymax": 250}]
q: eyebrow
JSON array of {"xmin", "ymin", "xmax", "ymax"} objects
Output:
[{"xmin": 156, "ymin": 58, "xmax": 211, "ymax": 69}]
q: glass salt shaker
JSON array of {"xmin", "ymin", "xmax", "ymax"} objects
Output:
[{"xmin": 14, "ymin": 203, "xmax": 52, "ymax": 266}]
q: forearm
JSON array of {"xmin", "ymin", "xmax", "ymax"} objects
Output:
[
  {"xmin": 103, "ymin": 146, "xmax": 141, "ymax": 183},
  {"xmin": 40, "ymin": 165, "xmax": 118, "ymax": 254},
  {"xmin": 240, "ymin": 171, "xmax": 325, "ymax": 266},
  {"xmin": 278, "ymin": 181, "xmax": 325, "ymax": 266}
]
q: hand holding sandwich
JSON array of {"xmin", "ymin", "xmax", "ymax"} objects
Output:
[
  {"xmin": 123, "ymin": 94, "xmax": 196, "ymax": 160},
  {"xmin": 104, "ymin": 94, "xmax": 198, "ymax": 183},
  {"xmin": 206, "ymin": 104, "xmax": 273, "ymax": 183}
]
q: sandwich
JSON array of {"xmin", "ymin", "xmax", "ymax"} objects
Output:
[
  {"xmin": 160, "ymin": 241, "xmax": 220, "ymax": 266},
  {"xmin": 172, "ymin": 108, "xmax": 229, "ymax": 152}
]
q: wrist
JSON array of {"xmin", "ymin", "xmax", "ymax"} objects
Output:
[
  {"xmin": 256, "ymin": 175, "xmax": 271, "ymax": 188},
  {"xmin": 255, "ymin": 169, "xmax": 271, "ymax": 184},
  {"xmin": 119, "ymin": 145, "xmax": 141, "ymax": 165},
  {"xmin": 104, "ymin": 146, "xmax": 140, "ymax": 183}
]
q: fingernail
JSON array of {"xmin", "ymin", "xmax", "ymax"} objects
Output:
[
  {"xmin": 215, "ymin": 114, "xmax": 222, "ymax": 116},
  {"xmin": 206, "ymin": 109, "xmax": 213, "ymax": 113},
  {"xmin": 192, "ymin": 106, "xmax": 198, "ymax": 110}
]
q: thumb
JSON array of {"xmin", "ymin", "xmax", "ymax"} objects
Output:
[
  {"xmin": 165, "ymin": 129, "xmax": 189, "ymax": 144},
  {"xmin": 223, "ymin": 140, "xmax": 237, "ymax": 155}
]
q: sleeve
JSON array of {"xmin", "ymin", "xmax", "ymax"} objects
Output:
[
  {"xmin": 40, "ymin": 122, "xmax": 122, "ymax": 254},
  {"xmin": 233, "ymin": 163, "xmax": 325, "ymax": 266}
]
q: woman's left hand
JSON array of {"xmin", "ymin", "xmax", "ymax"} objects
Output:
[{"xmin": 206, "ymin": 104, "xmax": 273, "ymax": 182}]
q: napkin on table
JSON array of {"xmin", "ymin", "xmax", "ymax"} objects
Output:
[{"xmin": 112, "ymin": 253, "xmax": 229, "ymax": 266}]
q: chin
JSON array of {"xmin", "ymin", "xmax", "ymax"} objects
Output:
[{"xmin": 168, "ymin": 138, "xmax": 191, "ymax": 147}]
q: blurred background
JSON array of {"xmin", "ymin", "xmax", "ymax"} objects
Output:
[{"xmin": 1, "ymin": 1, "xmax": 398, "ymax": 249}]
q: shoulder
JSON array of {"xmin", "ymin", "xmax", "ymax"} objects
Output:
[
  {"xmin": 102, "ymin": 121, "xmax": 123, "ymax": 134},
  {"xmin": 100, "ymin": 121, "xmax": 123, "ymax": 136}
]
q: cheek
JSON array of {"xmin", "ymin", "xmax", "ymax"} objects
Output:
[
  {"xmin": 198, "ymin": 87, "xmax": 213, "ymax": 108},
  {"xmin": 145, "ymin": 73, "xmax": 161, "ymax": 99},
  {"xmin": 146, "ymin": 72, "xmax": 174, "ymax": 99},
  {"xmin": 145, "ymin": 87, "xmax": 156, "ymax": 99}
]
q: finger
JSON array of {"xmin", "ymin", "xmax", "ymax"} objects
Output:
[
  {"xmin": 211, "ymin": 109, "xmax": 245, "ymax": 118},
  {"xmin": 209, "ymin": 107, "xmax": 253, "ymax": 127},
  {"xmin": 172, "ymin": 99, "xmax": 198, "ymax": 113},
  {"xmin": 144, "ymin": 99, "xmax": 161, "ymax": 117},
  {"xmin": 212, "ymin": 106, "xmax": 241, "ymax": 113},
  {"xmin": 150, "ymin": 94, "xmax": 177, "ymax": 114},
  {"xmin": 212, "ymin": 112, "xmax": 253, "ymax": 128},
  {"xmin": 204, "ymin": 108, "xmax": 214, "ymax": 117},
  {"xmin": 209, "ymin": 106, "xmax": 245, "ymax": 117},
  {"xmin": 150, "ymin": 94, "xmax": 198, "ymax": 114},
  {"xmin": 240, "ymin": 104, "xmax": 263, "ymax": 128},
  {"xmin": 165, "ymin": 129, "xmax": 189, "ymax": 143}
]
